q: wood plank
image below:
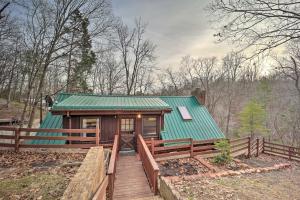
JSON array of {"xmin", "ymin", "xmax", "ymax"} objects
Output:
[{"xmin": 113, "ymin": 154, "xmax": 157, "ymax": 200}]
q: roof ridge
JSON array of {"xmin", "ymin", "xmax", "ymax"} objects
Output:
[{"xmin": 57, "ymin": 92, "xmax": 194, "ymax": 98}]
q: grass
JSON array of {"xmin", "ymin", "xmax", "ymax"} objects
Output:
[{"xmin": 0, "ymin": 173, "xmax": 66, "ymax": 200}]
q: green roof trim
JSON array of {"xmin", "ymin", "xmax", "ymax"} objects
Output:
[
  {"xmin": 52, "ymin": 95, "xmax": 171, "ymax": 111},
  {"xmin": 159, "ymin": 96, "xmax": 224, "ymax": 141}
]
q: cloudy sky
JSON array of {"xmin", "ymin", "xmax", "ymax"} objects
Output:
[{"xmin": 112, "ymin": 0, "xmax": 232, "ymax": 70}]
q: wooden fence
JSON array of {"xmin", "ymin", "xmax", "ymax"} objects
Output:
[
  {"xmin": 0, "ymin": 125, "xmax": 116, "ymax": 151},
  {"xmin": 137, "ymin": 134, "xmax": 160, "ymax": 194},
  {"xmin": 145, "ymin": 137, "xmax": 252, "ymax": 160},
  {"xmin": 263, "ymin": 139, "xmax": 300, "ymax": 162}
]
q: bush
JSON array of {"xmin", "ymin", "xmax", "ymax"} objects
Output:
[{"xmin": 213, "ymin": 139, "xmax": 232, "ymax": 165}]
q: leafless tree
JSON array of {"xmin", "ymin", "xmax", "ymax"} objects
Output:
[
  {"xmin": 16, "ymin": 0, "xmax": 113, "ymax": 127},
  {"xmin": 208, "ymin": 0, "xmax": 300, "ymax": 56},
  {"xmin": 115, "ymin": 18, "xmax": 156, "ymax": 95},
  {"xmin": 93, "ymin": 50, "xmax": 123, "ymax": 94},
  {"xmin": 222, "ymin": 52, "xmax": 244, "ymax": 136}
]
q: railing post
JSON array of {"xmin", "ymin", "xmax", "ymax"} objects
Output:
[
  {"xmin": 151, "ymin": 137, "xmax": 155, "ymax": 156},
  {"xmin": 256, "ymin": 138, "xmax": 259, "ymax": 157},
  {"xmin": 288, "ymin": 147, "xmax": 292, "ymax": 160},
  {"xmin": 96, "ymin": 119, "xmax": 100, "ymax": 146},
  {"xmin": 15, "ymin": 128, "xmax": 20, "ymax": 152},
  {"xmin": 190, "ymin": 138, "xmax": 194, "ymax": 157},
  {"xmin": 247, "ymin": 136, "xmax": 251, "ymax": 158},
  {"xmin": 262, "ymin": 137, "xmax": 265, "ymax": 153},
  {"xmin": 153, "ymin": 169, "xmax": 159, "ymax": 195}
]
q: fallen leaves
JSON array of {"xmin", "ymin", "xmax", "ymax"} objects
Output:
[{"xmin": 0, "ymin": 150, "xmax": 86, "ymax": 200}]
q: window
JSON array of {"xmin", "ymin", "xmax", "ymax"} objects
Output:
[
  {"xmin": 121, "ymin": 119, "xmax": 135, "ymax": 132},
  {"xmin": 81, "ymin": 117, "xmax": 99, "ymax": 137},
  {"xmin": 178, "ymin": 106, "xmax": 192, "ymax": 120},
  {"xmin": 143, "ymin": 117, "xmax": 157, "ymax": 136}
]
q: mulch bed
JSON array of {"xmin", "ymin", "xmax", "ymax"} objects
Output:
[
  {"xmin": 238, "ymin": 154, "xmax": 300, "ymax": 168},
  {"xmin": 169, "ymin": 154, "xmax": 300, "ymax": 200},
  {"xmin": 159, "ymin": 158, "xmax": 209, "ymax": 176},
  {"xmin": 206, "ymin": 158, "xmax": 250, "ymax": 171},
  {"xmin": 0, "ymin": 150, "xmax": 86, "ymax": 200}
]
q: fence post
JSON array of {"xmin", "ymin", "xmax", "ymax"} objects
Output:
[
  {"xmin": 151, "ymin": 138, "xmax": 155, "ymax": 155},
  {"xmin": 247, "ymin": 137, "xmax": 251, "ymax": 158},
  {"xmin": 256, "ymin": 138, "xmax": 259, "ymax": 157},
  {"xmin": 190, "ymin": 138, "xmax": 194, "ymax": 157},
  {"xmin": 262, "ymin": 137, "xmax": 265, "ymax": 153},
  {"xmin": 96, "ymin": 119, "xmax": 100, "ymax": 146},
  {"xmin": 15, "ymin": 128, "xmax": 20, "ymax": 152},
  {"xmin": 153, "ymin": 169, "xmax": 159, "ymax": 195},
  {"xmin": 288, "ymin": 147, "xmax": 292, "ymax": 160}
]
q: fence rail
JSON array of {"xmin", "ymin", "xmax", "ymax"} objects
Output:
[
  {"xmin": 147, "ymin": 137, "xmax": 253, "ymax": 160},
  {"xmin": 263, "ymin": 140, "xmax": 300, "ymax": 161},
  {"xmin": 0, "ymin": 126, "xmax": 107, "ymax": 151},
  {"xmin": 137, "ymin": 135, "xmax": 159, "ymax": 194}
]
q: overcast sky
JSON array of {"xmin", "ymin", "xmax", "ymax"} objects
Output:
[{"xmin": 112, "ymin": 0, "xmax": 232, "ymax": 70}]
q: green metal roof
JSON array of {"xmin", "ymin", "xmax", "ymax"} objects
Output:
[
  {"xmin": 159, "ymin": 96, "xmax": 224, "ymax": 141},
  {"xmin": 32, "ymin": 93, "xmax": 224, "ymax": 145},
  {"xmin": 29, "ymin": 92, "xmax": 71, "ymax": 145},
  {"xmin": 52, "ymin": 95, "xmax": 171, "ymax": 111}
]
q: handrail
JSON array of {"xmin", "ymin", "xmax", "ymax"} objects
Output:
[
  {"xmin": 107, "ymin": 134, "xmax": 119, "ymax": 174},
  {"xmin": 137, "ymin": 134, "xmax": 159, "ymax": 194},
  {"xmin": 107, "ymin": 134, "xmax": 119, "ymax": 199}
]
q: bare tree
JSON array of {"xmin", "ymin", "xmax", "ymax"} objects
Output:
[
  {"xmin": 93, "ymin": 50, "xmax": 123, "ymax": 94},
  {"xmin": 222, "ymin": 52, "xmax": 244, "ymax": 136},
  {"xmin": 208, "ymin": 0, "xmax": 300, "ymax": 56},
  {"xmin": 115, "ymin": 18, "xmax": 156, "ymax": 95},
  {"xmin": 17, "ymin": 0, "xmax": 113, "ymax": 127}
]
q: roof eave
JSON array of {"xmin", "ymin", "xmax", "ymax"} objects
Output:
[{"xmin": 51, "ymin": 108, "xmax": 172, "ymax": 115}]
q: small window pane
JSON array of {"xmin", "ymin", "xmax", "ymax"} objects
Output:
[
  {"xmin": 81, "ymin": 117, "xmax": 98, "ymax": 137},
  {"xmin": 143, "ymin": 117, "xmax": 157, "ymax": 136},
  {"xmin": 178, "ymin": 106, "xmax": 192, "ymax": 120},
  {"xmin": 121, "ymin": 119, "xmax": 135, "ymax": 131}
]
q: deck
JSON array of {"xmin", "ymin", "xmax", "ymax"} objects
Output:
[{"xmin": 113, "ymin": 154, "xmax": 160, "ymax": 200}]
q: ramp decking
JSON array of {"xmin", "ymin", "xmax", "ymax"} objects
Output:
[{"xmin": 113, "ymin": 154, "xmax": 159, "ymax": 200}]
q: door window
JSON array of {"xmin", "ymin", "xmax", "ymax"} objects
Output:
[{"xmin": 121, "ymin": 118, "xmax": 135, "ymax": 132}]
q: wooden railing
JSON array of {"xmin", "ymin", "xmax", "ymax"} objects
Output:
[
  {"xmin": 229, "ymin": 137, "xmax": 251, "ymax": 157},
  {"xmin": 147, "ymin": 138, "xmax": 221, "ymax": 159},
  {"xmin": 0, "ymin": 125, "xmax": 113, "ymax": 151},
  {"xmin": 263, "ymin": 140, "xmax": 300, "ymax": 162},
  {"xmin": 145, "ymin": 137, "xmax": 254, "ymax": 160},
  {"xmin": 107, "ymin": 134, "xmax": 120, "ymax": 200},
  {"xmin": 92, "ymin": 176, "xmax": 109, "ymax": 200},
  {"xmin": 137, "ymin": 135, "xmax": 159, "ymax": 194}
]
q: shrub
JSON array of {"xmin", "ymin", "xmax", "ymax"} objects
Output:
[{"xmin": 213, "ymin": 139, "xmax": 232, "ymax": 165}]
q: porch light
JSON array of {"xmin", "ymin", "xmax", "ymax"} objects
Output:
[{"xmin": 137, "ymin": 114, "xmax": 141, "ymax": 118}]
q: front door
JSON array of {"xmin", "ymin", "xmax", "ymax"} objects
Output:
[{"xmin": 120, "ymin": 118, "xmax": 135, "ymax": 151}]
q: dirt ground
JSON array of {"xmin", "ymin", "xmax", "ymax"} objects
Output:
[
  {"xmin": 0, "ymin": 150, "xmax": 86, "ymax": 200},
  {"xmin": 159, "ymin": 158, "xmax": 209, "ymax": 176},
  {"xmin": 172, "ymin": 155, "xmax": 300, "ymax": 200}
]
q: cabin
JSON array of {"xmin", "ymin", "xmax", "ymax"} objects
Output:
[{"xmin": 32, "ymin": 89, "xmax": 224, "ymax": 150}]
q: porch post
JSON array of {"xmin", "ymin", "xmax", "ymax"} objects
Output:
[{"xmin": 96, "ymin": 118, "xmax": 100, "ymax": 146}]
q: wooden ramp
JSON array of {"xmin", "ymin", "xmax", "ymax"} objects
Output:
[{"xmin": 114, "ymin": 154, "xmax": 160, "ymax": 200}]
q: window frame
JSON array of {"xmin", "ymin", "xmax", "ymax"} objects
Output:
[
  {"xmin": 80, "ymin": 117, "xmax": 100, "ymax": 137},
  {"xmin": 142, "ymin": 116, "xmax": 158, "ymax": 137},
  {"xmin": 120, "ymin": 118, "xmax": 135, "ymax": 132}
]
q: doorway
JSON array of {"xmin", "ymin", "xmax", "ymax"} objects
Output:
[{"xmin": 120, "ymin": 118, "xmax": 135, "ymax": 151}]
